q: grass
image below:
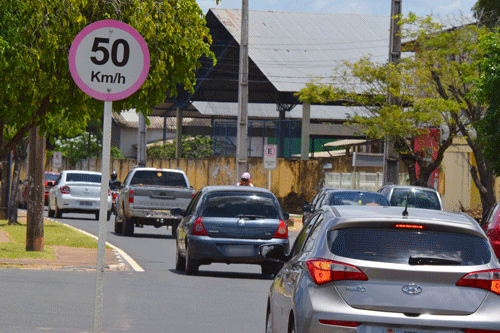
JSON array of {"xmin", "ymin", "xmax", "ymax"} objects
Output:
[{"xmin": 0, "ymin": 219, "xmax": 101, "ymax": 260}]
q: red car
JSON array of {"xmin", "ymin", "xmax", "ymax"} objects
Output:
[
  {"xmin": 18, "ymin": 171, "xmax": 60, "ymax": 208},
  {"xmin": 481, "ymin": 202, "xmax": 500, "ymax": 259}
]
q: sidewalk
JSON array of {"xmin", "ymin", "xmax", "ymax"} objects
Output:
[{"xmin": 0, "ymin": 212, "xmax": 125, "ymax": 271}]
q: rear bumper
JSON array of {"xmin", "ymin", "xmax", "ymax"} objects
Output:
[
  {"xmin": 58, "ymin": 195, "xmax": 111, "ymax": 212},
  {"xmin": 187, "ymin": 236, "xmax": 289, "ymax": 264}
]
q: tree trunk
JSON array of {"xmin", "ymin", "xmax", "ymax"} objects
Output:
[
  {"xmin": 469, "ymin": 142, "xmax": 496, "ymax": 221},
  {"xmin": 26, "ymin": 127, "xmax": 45, "ymax": 252},
  {"xmin": 8, "ymin": 138, "xmax": 28, "ymax": 225}
]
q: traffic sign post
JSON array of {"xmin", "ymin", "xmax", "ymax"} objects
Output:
[
  {"xmin": 52, "ymin": 152, "xmax": 62, "ymax": 169},
  {"xmin": 69, "ymin": 20, "xmax": 149, "ymax": 333},
  {"xmin": 264, "ymin": 144, "xmax": 277, "ymax": 190}
]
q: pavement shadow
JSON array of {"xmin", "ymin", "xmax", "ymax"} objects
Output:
[{"xmin": 168, "ymin": 268, "xmax": 275, "ymax": 280}]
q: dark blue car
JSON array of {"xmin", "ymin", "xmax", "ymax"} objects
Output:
[{"xmin": 172, "ymin": 186, "xmax": 289, "ymax": 276}]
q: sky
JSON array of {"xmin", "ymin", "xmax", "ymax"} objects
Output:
[{"xmin": 196, "ymin": 0, "xmax": 478, "ymax": 18}]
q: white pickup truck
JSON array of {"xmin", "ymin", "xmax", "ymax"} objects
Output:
[{"xmin": 114, "ymin": 168, "xmax": 195, "ymax": 236}]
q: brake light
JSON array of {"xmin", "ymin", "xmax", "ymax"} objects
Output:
[
  {"xmin": 456, "ymin": 269, "xmax": 500, "ymax": 295},
  {"xmin": 128, "ymin": 189, "xmax": 134, "ymax": 203},
  {"xmin": 392, "ymin": 223, "xmax": 427, "ymax": 229},
  {"xmin": 60, "ymin": 186, "xmax": 70, "ymax": 194},
  {"xmin": 108, "ymin": 188, "xmax": 111, "ymax": 196},
  {"xmin": 306, "ymin": 259, "xmax": 368, "ymax": 285},
  {"xmin": 112, "ymin": 192, "xmax": 118, "ymax": 200},
  {"xmin": 273, "ymin": 220, "xmax": 288, "ymax": 239},
  {"xmin": 192, "ymin": 217, "xmax": 208, "ymax": 236},
  {"xmin": 192, "ymin": 193, "xmax": 196, "ymax": 198},
  {"xmin": 319, "ymin": 320, "xmax": 361, "ymax": 327}
]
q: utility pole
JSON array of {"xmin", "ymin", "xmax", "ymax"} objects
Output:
[
  {"xmin": 383, "ymin": 0, "xmax": 402, "ymax": 185},
  {"xmin": 137, "ymin": 112, "xmax": 147, "ymax": 167},
  {"xmin": 236, "ymin": 0, "xmax": 249, "ymax": 183}
]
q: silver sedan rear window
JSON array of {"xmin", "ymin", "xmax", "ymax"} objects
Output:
[{"xmin": 327, "ymin": 228, "xmax": 491, "ymax": 265}]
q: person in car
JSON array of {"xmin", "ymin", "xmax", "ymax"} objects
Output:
[
  {"xmin": 237, "ymin": 172, "xmax": 254, "ymax": 187},
  {"xmin": 109, "ymin": 171, "xmax": 122, "ymax": 190}
]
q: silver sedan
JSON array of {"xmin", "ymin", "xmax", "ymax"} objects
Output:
[{"xmin": 262, "ymin": 205, "xmax": 500, "ymax": 333}]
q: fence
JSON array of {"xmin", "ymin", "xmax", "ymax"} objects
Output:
[{"xmin": 324, "ymin": 172, "xmax": 409, "ymax": 191}]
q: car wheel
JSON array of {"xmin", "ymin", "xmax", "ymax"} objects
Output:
[
  {"xmin": 122, "ymin": 216, "xmax": 135, "ymax": 236},
  {"xmin": 107, "ymin": 211, "xmax": 111, "ymax": 221},
  {"xmin": 175, "ymin": 245, "xmax": 186, "ymax": 272},
  {"xmin": 288, "ymin": 315, "xmax": 295, "ymax": 333},
  {"xmin": 185, "ymin": 250, "xmax": 199, "ymax": 276},
  {"xmin": 261, "ymin": 262, "xmax": 283, "ymax": 276},
  {"xmin": 95, "ymin": 212, "xmax": 99, "ymax": 220},
  {"xmin": 54, "ymin": 201, "xmax": 62, "ymax": 218},
  {"xmin": 114, "ymin": 218, "xmax": 123, "ymax": 234},
  {"xmin": 171, "ymin": 222, "xmax": 178, "ymax": 237},
  {"xmin": 48, "ymin": 204, "xmax": 55, "ymax": 217}
]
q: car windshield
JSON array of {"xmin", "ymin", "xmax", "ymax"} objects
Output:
[
  {"xmin": 329, "ymin": 192, "xmax": 389, "ymax": 206},
  {"xmin": 391, "ymin": 188, "xmax": 441, "ymax": 210},
  {"xmin": 202, "ymin": 192, "xmax": 280, "ymax": 219},
  {"xmin": 327, "ymin": 227, "xmax": 490, "ymax": 265},
  {"xmin": 45, "ymin": 173, "xmax": 59, "ymax": 181},
  {"xmin": 130, "ymin": 171, "xmax": 187, "ymax": 187},
  {"xmin": 66, "ymin": 173, "xmax": 101, "ymax": 183}
]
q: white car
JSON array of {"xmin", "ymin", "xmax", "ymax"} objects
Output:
[{"xmin": 47, "ymin": 170, "xmax": 112, "ymax": 220}]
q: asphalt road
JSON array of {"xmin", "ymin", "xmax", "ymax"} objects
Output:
[{"xmin": 0, "ymin": 210, "xmax": 298, "ymax": 333}]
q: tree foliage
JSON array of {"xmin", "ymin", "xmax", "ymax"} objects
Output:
[
  {"xmin": 298, "ymin": 14, "xmax": 496, "ymax": 215},
  {"xmin": 147, "ymin": 135, "xmax": 213, "ymax": 159},
  {"xmin": 0, "ymin": 0, "xmax": 216, "ymax": 159},
  {"xmin": 477, "ymin": 31, "xmax": 500, "ymax": 175},
  {"xmin": 473, "ymin": 0, "xmax": 500, "ymax": 28}
]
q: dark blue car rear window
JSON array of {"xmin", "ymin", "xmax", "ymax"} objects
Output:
[
  {"xmin": 390, "ymin": 189, "xmax": 441, "ymax": 210},
  {"xmin": 202, "ymin": 192, "xmax": 280, "ymax": 219},
  {"xmin": 329, "ymin": 192, "xmax": 389, "ymax": 206},
  {"xmin": 327, "ymin": 228, "xmax": 491, "ymax": 265}
]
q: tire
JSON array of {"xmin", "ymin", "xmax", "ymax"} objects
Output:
[
  {"xmin": 114, "ymin": 218, "xmax": 123, "ymax": 234},
  {"xmin": 171, "ymin": 223, "xmax": 178, "ymax": 237},
  {"xmin": 95, "ymin": 212, "xmax": 99, "ymax": 220},
  {"xmin": 122, "ymin": 216, "xmax": 135, "ymax": 236},
  {"xmin": 48, "ymin": 204, "xmax": 55, "ymax": 217},
  {"xmin": 107, "ymin": 211, "xmax": 111, "ymax": 221},
  {"xmin": 185, "ymin": 250, "xmax": 199, "ymax": 276},
  {"xmin": 175, "ymin": 246, "xmax": 186, "ymax": 272},
  {"xmin": 288, "ymin": 315, "xmax": 295, "ymax": 333},
  {"xmin": 54, "ymin": 201, "xmax": 62, "ymax": 218},
  {"xmin": 261, "ymin": 262, "xmax": 283, "ymax": 276}
]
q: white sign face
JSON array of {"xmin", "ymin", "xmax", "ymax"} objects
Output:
[
  {"xmin": 53, "ymin": 151, "xmax": 62, "ymax": 168},
  {"xmin": 69, "ymin": 20, "xmax": 150, "ymax": 101},
  {"xmin": 264, "ymin": 144, "xmax": 277, "ymax": 169}
]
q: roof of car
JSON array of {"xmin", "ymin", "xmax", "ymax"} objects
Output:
[
  {"xmin": 381, "ymin": 184, "xmax": 438, "ymax": 192},
  {"xmin": 328, "ymin": 205, "xmax": 476, "ymax": 226},
  {"xmin": 201, "ymin": 185, "xmax": 273, "ymax": 194},
  {"xmin": 62, "ymin": 170, "xmax": 101, "ymax": 174},
  {"xmin": 132, "ymin": 167, "xmax": 185, "ymax": 173}
]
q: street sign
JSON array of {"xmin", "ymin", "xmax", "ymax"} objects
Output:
[
  {"xmin": 264, "ymin": 144, "xmax": 277, "ymax": 169},
  {"xmin": 69, "ymin": 20, "xmax": 150, "ymax": 101},
  {"xmin": 69, "ymin": 20, "xmax": 150, "ymax": 333},
  {"xmin": 53, "ymin": 151, "xmax": 62, "ymax": 168}
]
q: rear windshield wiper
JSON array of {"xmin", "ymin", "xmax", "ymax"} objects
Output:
[
  {"xmin": 409, "ymin": 256, "xmax": 462, "ymax": 266},
  {"xmin": 236, "ymin": 214, "xmax": 267, "ymax": 219}
]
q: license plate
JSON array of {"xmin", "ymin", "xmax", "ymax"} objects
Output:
[
  {"xmin": 225, "ymin": 245, "xmax": 254, "ymax": 257},
  {"xmin": 80, "ymin": 201, "xmax": 92, "ymax": 206},
  {"xmin": 152, "ymin": 210, "xmax": 171, "ymax": 217}
]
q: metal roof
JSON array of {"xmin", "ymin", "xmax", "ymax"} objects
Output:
[
  {"xmin": 324, "ymin": 139, "xmax": 367, "ymax": 147},
  {"xmin": 192, "ymin": 101, "xmax": 371, "ymax": 120},
  {"xmin": 210, "ymin": 8, "xmax": 390, "ymax": 93}
]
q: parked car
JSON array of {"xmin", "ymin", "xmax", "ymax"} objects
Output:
[
  {"xmin": 303, "ymin": 189, "xmax": 389, "ymax": 222},
  {"xmin": 47, "ymin": 170, "xmax": 111, "ymax": 220},
  {"xmin": 302, "ymin": 187, "xmax": 336, "ymax": 222},
  {"xmin": 261, "ymin": 205, "xmax": 500, "ymax": 333},
  {"xmin": 481, "ymin": 202, "xmax": 500, "ymax": 259},
  {"xmin": 18, "ymin": 171, "xmax": 61, "ymax": 208},
  {"xmin": 172, "ymin": 186, "xmax": 289, "ymax": 276},
  {"xmin": 378, "ymin": 184, "xmax": 443, "ymax": 210}
]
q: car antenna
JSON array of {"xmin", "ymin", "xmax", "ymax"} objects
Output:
[{"xmin": 402, "ymin": 193, "xmax": 409, "ymax": 217}]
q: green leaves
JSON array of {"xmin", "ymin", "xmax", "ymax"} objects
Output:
[{"xmin": 147, "ymin": 135, "xmax": 214, "ymax": 159}]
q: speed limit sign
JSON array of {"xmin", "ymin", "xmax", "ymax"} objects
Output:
[{"xmin": 69, "ymin": 20, "xmax": 150, "ymax": 101}]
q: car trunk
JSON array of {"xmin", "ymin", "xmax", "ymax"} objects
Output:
[
  {"xmin": 201, "ymin": 217, "xmax": 278, "ymax": 239},
  {"xmin": 335, "ymin": 265, "xmax": 487, "ymax": 315},
  {"xmin": 132, "ymin": 186, "xmax": 192, "ymax": 209},
  {"xmin": 68, "ymin": 183, "xmax": 101, "ymax": 199}
]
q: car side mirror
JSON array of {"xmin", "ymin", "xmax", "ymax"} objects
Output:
[
  {"xmin": 170, "ymin": 208, "xmax": 184, "ymax": 216},
  {"xmin": 259, "ymin": 244, "xmax": 287, "ymax": 262},
  {"xmin": 46, "ymin": 181, "xmax": 55, "ymax": 187},
  {"xmin": 282, "ymin": 212, "xmax": 290, "ymax": 220}
]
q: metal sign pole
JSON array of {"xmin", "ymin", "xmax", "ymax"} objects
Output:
[{"xmin": 93, "ymin": 100, "xmax": 112, "ymax": 333}]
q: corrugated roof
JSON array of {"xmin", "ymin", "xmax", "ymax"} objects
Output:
[
  {"xmin": 113, "ymin": 109, "xmax": 165, "ymax": 129},
  {"xmin": 210, "ymin": 9, "xmax": 390, "ymax": 93},
  {"xmin": 291, "ymin": 149, "xmax": 347, "ymax": 158},
  {"xmin": 324, "ymin": 139, "xmax": 367, "ymax": 147},
  {"xmin": 192, "ymin": 101, "xmax": 371, "ymax": 120}
]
